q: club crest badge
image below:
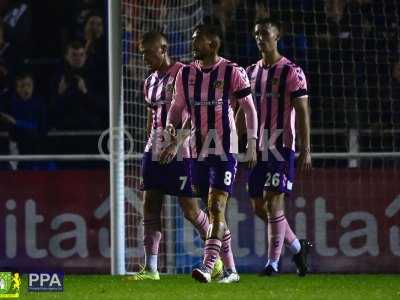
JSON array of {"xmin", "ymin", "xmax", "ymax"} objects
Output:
[{"xmin": 214, "ymin": 81, "xmax": 224, "ymax": 89}]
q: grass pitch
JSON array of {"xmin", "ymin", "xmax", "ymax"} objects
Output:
[{"xmin": 20, "ymin": 274, "xmax": 399, "ymax": 300}]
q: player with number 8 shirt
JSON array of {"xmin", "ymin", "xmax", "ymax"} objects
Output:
[{"xmin": 163, "ymin": 24, "xmax": 258, "ymax": 283}]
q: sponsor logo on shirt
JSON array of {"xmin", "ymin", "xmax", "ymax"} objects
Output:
[
  {"xmin": 214, "ymin": 80, "xmax": 224, "ymax": 89},
  {"xmin": 253, "ymin": 92, "xmax": 280, "ymax": 98},
  {"xmin": 165, "ymin": 83, "xmax": 174, "ymax": 93},
  {"xmin": 266, "ymin": 92, "xmax": 280, "ymax": 97},
  {"xmin": 151, "ymin": 99, "xmax": 170, "ymax": 107},
  {"xmin": 189, "ymin": 98, "xmax": 224, "ymax": 106}
]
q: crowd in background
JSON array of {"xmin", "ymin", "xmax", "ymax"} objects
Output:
[
  {"xmin": 126, "ymin": 0, "xmax": 400, "ymax": 156},
  {"xmin": 205, "ymin": 0, "xmax": 399, "ymax": 130},
  {"xmin": 0, "ymin": 0, "xmax": 108, "ymax": 170},
  {"xmin": 202, "ymin": 0, "xmax": 400, "ymax": 158},
  {"xmin": 0, "ymin": 0, "xmax": 399, "ymax": 170}
]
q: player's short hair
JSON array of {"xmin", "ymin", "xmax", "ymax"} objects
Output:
[
  {"xmin": 140, "ymin": 31, "xmax": 168, "ymax": 45},
  {"xmin": 15, "ymin": 72, "xmax": 34, "ymax": 83},
  {"xmin": 65, "ymin": 41, "xmax": 85, "ymax": 54},
  {"xmin": 84, "ymin": 11, "xmax": 103, "ymax": 24},
  {"xmin": 193, "ymin": 24, "xmax": 222, "ymax": 51},
  {"xmin": 254, "ymin": 17, "xmax": 282, "ymax": 32},
  {"xmin": 193, "ymin": 24, "xmax": 222, "ymax": 40}
]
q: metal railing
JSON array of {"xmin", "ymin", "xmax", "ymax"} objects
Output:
[
  {"xmin": 1, "ymin": 152, "xmax": 400, "ymax": 162},
  {"xmin": 0, "ymin": 128, "xmax": 399, "ymax": 161}
]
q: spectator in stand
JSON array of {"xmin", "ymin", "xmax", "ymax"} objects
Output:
[
  {"xmin": 84, "ymin": 13, "xmax": 106, "ymax": 62},
  {"xmin": 0, "ymin": 72, "xmax": 52, "ymax": 170},
  {"xmin": 0, "ymin": 21, "xmax": 17, "ymax": 97},
  {"xmin": 62, "ymin": 0, "xmax": 104, "ymax": 47},
  {"xmin": 325, "ymin": 0, "xmax": 346, "ymax": 37},
  {"xmin": 83, "ymin": 13, "xmax": 107, "ymax": 87},
  {"xmin": 0, "ymin": 15, "xmax": 13, "ymax": 171},
  {"xmin": 1, "ymin": 0, "xmax": 32, "ymax": 59},
  {"xmin": 50, "ymin": 41, "xmax": 107, "ymax": 130},
  {"xmin": 204, "ymin": 0, "xmax": 259, "ymax": 66}
]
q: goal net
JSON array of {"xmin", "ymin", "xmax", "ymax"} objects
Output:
[{"xmin": 122, "ymin": 0, "xmax": 205, "ymax": 274}]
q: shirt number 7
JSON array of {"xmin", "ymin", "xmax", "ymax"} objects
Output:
[{"xmin": 179, "ymin": 176, "xmax": 187, "ymax": 190}]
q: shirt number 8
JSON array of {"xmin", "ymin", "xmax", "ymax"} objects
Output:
[{"xmin": 224, "ymin": 171, "xmax": 232, "ymax": 186}]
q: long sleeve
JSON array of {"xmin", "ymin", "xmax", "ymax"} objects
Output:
[
  {"xmin": 230, "ymin": 65, "xmax": 258, "ymax": 140},
  {"xmin": 166, "ymin": 68, "xmax": 187, "ymax": 128},
  {"xmin": 238, "ymin": 94, "xmax": 258, "ymax": 139}
]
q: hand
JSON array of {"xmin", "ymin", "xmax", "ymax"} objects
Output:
[
  {"xmin": 246, "ymin": 138, "xmax": 257, "ymax": 169},
  {"xmin": 76, "ymin": 76, "xmax": 88, "ymax": 94},
  {"xmin": 58, "ymin": 76, "xmax": 68, "ymax": 95},
  {"xmin": 84, "ymin": 22, "xmax": 97, "ymax": 43},
  {"xmin": 0, "ymin": 112, "xmax": 16, "ymax": 126},
  {"xmin": 164, "ymin": 124, "xmax": 176, "ymax": 139},
  {"xmin": 84, "ymin": 34, "xmax": 94, "ymax": 53},
  {"xmin": 159, "ymin": 142, "xmax": 178, "ymax": 165},
  {"xmin": 85, "ymin": 29, "xmax": 94, "ymax": 42},
  {"xmin": 297, "ymin": 149, "xmax": 312, "ymax": 174}
]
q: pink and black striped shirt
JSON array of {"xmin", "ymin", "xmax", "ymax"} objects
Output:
[
  {"xmin": 167, "ymin": 57, "xmax": 257, "ymax": 157},
  {"xmin": 246, "ymin": 57, "xmax": 308, "ymax": 152},
  {"xmin": 144, "ymin": 61, "xmax": 190, "ymax": 156}
]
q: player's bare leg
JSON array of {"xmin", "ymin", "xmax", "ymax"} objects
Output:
[
  {"xmin": 251, "ymin": 197, "xmax": 268, "ymax": 220},
  {"xmin": 127, "ymin": 190, "xmax": 162, "ymax": 280}
]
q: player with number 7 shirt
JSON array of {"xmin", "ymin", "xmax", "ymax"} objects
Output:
[{"xmin": 127, "ymin": 31, "xmax": 223, "ymax": 281}]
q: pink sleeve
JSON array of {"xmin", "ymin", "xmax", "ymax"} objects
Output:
[
  {"xmin": 166, "ymin": 68, "xmax": 186, "ymax": 127},
  {"xmin": 239, "ymin": 94, "xmax": 258, "ymax": 139},
  {"xmin": 143, "ymin": 80, "xmax": 148, "ymax": 104},
  {"xmin": 245, "ymin": 65, "xmax": 254, "ymax": 78},
  {"xmin": 143, "ymin": 77, "xmax": 153, "ymax": 106},
  {"xmin": 231, "ymin": 66, "xmax": 251, "ymax": 97},
  {"xmin": 287, "ymin": 66, "xmax": 308, "ymax": 99}
]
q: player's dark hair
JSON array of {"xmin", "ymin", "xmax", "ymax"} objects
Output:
[
  {"xmin": 15, "ymin": 72, "xmax": 34, "ymax": 83},
  {"xmin": 254, "ymin": 17, "xmax": 282, "ymax": 32},
  {"xmin": 193, "ymin": 23, "xmax": 222, "ymax": 40},
  {"xmin": 193, "ymin": 23, "xmax": 222, "ymax": 51},
  {"xmin": 65, "ymin": 40, "xmax": 85, "ymax": 54},
  {"xmin": 84, "ymin": 11, "xmax": 104, "ymax": 25},
  {"xmin": 141, "ymin": 31, "xmax": 168, "ymax": 45}
]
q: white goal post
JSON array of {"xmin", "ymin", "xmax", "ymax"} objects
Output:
[{"xmin": 108, "ymin": 0, "xmax": 125, "ymax": 275}]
